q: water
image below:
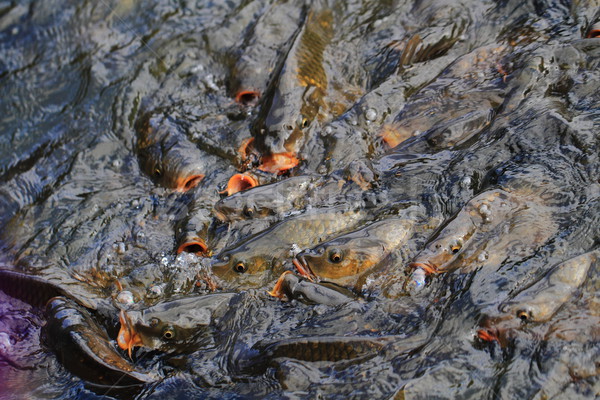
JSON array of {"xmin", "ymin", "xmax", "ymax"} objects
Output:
[{"xmin": 1, "ymin": 0, "xmax": 599, "ymax": 398}]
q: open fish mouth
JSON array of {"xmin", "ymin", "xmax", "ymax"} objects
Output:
[
  {"xmin": 175, "ymin": 173, "xmax": 205, "ymax": 193},
  {"xmin": 117, "ymin": 310, "xmax": 144, "ymax": 358},
  {"xmin": 235, "ymin": 90, "xmax": 261, "ymax": 105},
  {"xmin": 292, "ymin": 256, "xmax": 316, "ymax": 281},
  {"xmin": 176, "ymin": 236, "xmax": 209, "ymax": 256}
]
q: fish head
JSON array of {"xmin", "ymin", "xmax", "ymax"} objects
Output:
[
  {"xmin": 296, "ymin": 237, "xmax": 383, "ymax": 282},
  {"xmin": 117, "ymin": 294, "xmax": 234, "ymax": 354},
  {"xmin": 137, "ymin": 115, "xmax": 205, "ymax": 192},
  {"xmin": 211, "ymin": 247, "xmax": 277, "ymax": 287},
  {"xmin": 263, "ymin": 85, "xmax": 315, "ymax": 154}
]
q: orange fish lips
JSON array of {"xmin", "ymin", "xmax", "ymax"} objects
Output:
[
  {"xmin": 586, "ymin": 23, "xmax": 600, "ymax": 38},
  {"xmin": 220, "ymin": 173, "xmax": 259, "ymax": 196},
  {"xmin": 176, "ymin": 236, "xmax": 209, "ymax": 256},
  {"xmin": 175, "ymin": 173, "xmax": 205, "ymax": 193},
  {"xmin": 258, "ymin": 152, "xmax": 300, "ymax": 174},
  {"xmin": 235, "ymin": 90, "xmax": 261, "ymax": 106},
  {"xmin": 117, "ymin": 310, "xmax": 144, "ymax": 358}
]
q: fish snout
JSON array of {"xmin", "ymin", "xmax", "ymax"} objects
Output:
[{"xmin": 292, "ymin": 255, "xmax": 316, "ymax": 281}]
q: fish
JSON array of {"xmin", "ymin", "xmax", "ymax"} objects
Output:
[
  {"xmin": 117, "ymin": 293, "xmax": 235, "ymax": 355},
  {"xmin": 294, "ymin": 218, "xmax": 414, "ymax": 287},
  {"xmin": 405, "ymin": 189, "xmax": 556, "ymax": 292},
  {"xmin": 213, "ymin": 175, "xmax": 317, "ymax": 222},
  {"xmin": 258, "ymin": 8, "xmax": 334, "ymax": 155},
  {"xmin": 477, "ymin": 250, "xmax": 598, "ymax": 346},
  {"xmin": 229, "ymin": 0, "xmax": 306, "ymax": 105},
  {"xmin": 175, "ymin": 194, "xmax": 218, "ymax": 256},
  {"xmin": 237, "ymin": 335, "xmax": 391, "ymax": 375},
  {"xmin": 268, "ymin": 271, "xmax": 354, "ymax": 306},
  {"xmin": 136, "ymin": 113, "xmax": 208, "ymax": 192},
  {"xmin": 45, "ymin": 297, "xmax": 157, "ymax": 386},
  {"xmin": 211, "ymin": 207, "xmax": 368, "ymax": 288}
]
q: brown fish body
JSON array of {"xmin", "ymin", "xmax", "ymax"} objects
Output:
[
  {"xmin": 211, "ymin": 207, "xmax": 367, "ymax": 288},
  {"xmin": 296, "ymin": 217, "xmax": 414, "ymax": 286},
  {"xmin": 136, "ymin": 113, "xmax": 207, "ymax": 192}
]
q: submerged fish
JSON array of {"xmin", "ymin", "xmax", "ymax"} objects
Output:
[
  {"xmin": 117, "ymin": 293, "xmax": 235, "ymax": 355},
  {"xmin": 405, "ymin": 189, "xmax": 556, "ymax": 292},
  {"xmin": 294, "ymin": 218, "xmax": 414, "ymax": 287},
  {"xmin": 477, "ymin": 250, "xmax": 597, "ymax": 346},
  {"xmin": 136, "ymin": 113, "xmax": 208, "ymax": 192},
  {"xmin": 211, "ymin": 207, "xmax": 367, "ymax": 288}
]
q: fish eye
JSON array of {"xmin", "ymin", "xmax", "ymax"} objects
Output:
[
  {"xmin": 149, "ymin": 317, "xmax": 160, "ymax": 327},
  {"xmin": 154, "ymin": 168, "xmax": 162, "ymax": 177},
  {"xmin": 299, "ymin": 116, "xmax": 309, "ymax": 129},
  {"xmin": 516, "ymin": 310, "xmax": 531, "ymax": 321},
  {"xmin": 234, "ymin": 261, "xmax": 247, "ymax": 273},
  {"xmin": 162, "ymin": 326, "xmax": 176, "ymax": 340},
  {"xmin": 242, "ymin": 205, "xmax": 254, "ymax": 218},
  {"xmin": 328, "ymin": 249, "xmax": 343, "ymax": 264},
  {"xmin": 449, "ymin": 239, "xmax": 463, "ymax": 254}
]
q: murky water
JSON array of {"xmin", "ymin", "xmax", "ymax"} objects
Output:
[{"xmin": 1, "ymin": 0, "xmax": 599, "ymax": 398}]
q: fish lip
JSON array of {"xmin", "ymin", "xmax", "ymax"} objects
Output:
[
  {"xmin": 408, "ymin": 261, "xmax": 437, "ymax": 274},
  {"xmin": 176, "ymin": 237, "xmax": 209, "ymax": 256},
  {"xmin": 292, "ymin": 255, "xmax": 316, "ymax": 282},
  {"xmin": 234, "ymin": 90, "xmax": 261, "ymax": 105},
  {"xmin": 176, "ymin": 173, "xmax": 205, "ymax": 193},
  {"xmin": 118, "ymin": 310, "xmax": 144, "ymax": 357},
  {"xmin": 220, "ymin": 173, "xmax": 259, "ymax": 196}
]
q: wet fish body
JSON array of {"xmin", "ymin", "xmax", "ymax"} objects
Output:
[
  {"xmin": 406, "ymin": 189, "xmax": 557, "ymax": 290},
  {"xmin": 258, "ymin": 7, "xmax": 335, "ymax": 155}
]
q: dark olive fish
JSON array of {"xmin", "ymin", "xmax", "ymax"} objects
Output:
[
  {"xmin": 405, "ymin": 189, "xmax": 556, "ymax": 292},
  {"xmin": 213, "ymin": 175, "xmax": 317, "ymax": 222},
  {"xmin": 45, "ymin": 297, "xmax": 157, "ymax": 386},
  {"xmin": 230, "ymin": 0, "xmax": 306, "ymax": 105},
  {"xmin": 136, "ymin": 113, "xmax": 207, "ymax": 192},
  {"xmin": 211, "ymin": 207, "xmax": 367, "ymax": 288},
  {"xmin": 294, "ymin": 218, "xmax": 414, "ymax": 287},
  {"xmin": 238, "ymin": 335, "xmax": 390, "ymax": 375},
  {"xmin": 477, "ymin": 250, "xmax": 597, "ymax": 346},
  {"xmin": 117, "ymin": 293, "xmax": 235, "ymax": 355}
]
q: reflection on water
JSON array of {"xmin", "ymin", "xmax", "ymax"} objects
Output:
[{"xmin": 1, "ymin": 0, "xmax": 599, "ymax": 398}]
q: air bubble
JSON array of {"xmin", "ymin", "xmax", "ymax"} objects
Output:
[
  {"xmin": 116, "ymin": 291, "xmax": 134, "ymax": 306},
  {"xmin": 365, "ymin": 108, "xmax": 377, "ymax": 121}
]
